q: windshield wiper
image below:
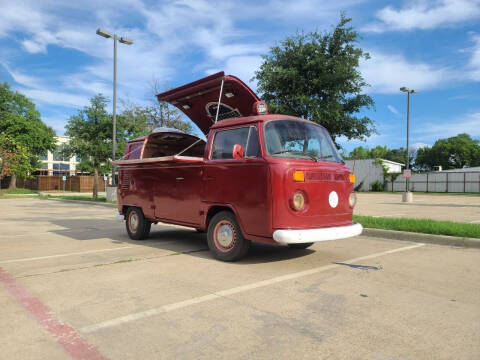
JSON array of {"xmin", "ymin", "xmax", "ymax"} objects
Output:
[{"xmin": 272, "ymin": 150, "xmax": 318, "ymax": 162}]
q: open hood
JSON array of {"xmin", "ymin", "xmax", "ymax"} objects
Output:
[{"xmin": 156, "ymin": 72, "xmax": 263, "ymax": 135}]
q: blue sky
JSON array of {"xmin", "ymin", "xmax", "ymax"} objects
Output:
[{"xmin": 0, "ymin": 0, "xmax": 479, "ymax": 153}]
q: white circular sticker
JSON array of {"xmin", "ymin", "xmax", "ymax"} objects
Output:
[{"xmin": 329, "ymin": 191, "xmax": 339, "ymax": 208}]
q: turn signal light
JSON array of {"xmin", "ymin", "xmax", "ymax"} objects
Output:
[
  {"xmin": 293, "ymin": 170, "xmax": 305, "ymax": 182},
  {"xmin": 349, "ymin": 174, "xmax": 356, "ymax": 183}
]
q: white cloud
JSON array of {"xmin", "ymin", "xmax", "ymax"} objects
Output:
[
  {"xmin": 387, "ymin": 105, "xmax": 400, "ymax": 115},
  {"xmin": 467, "ymin": 35, "xmax": 480, "ymax": 81},
  {"xmin": 363, "ymin": 0, "xmax": 480, "ymax": 33},
  {"xmin": 361, "ymin": 50, "xmax": 453, "ymax": 93},
  {"xmin": 19, "ymin": 88, "xmax": 88, "ymax": 108},
  {"xmin": 414, "ymin": 112, "xmax": 480, "ymax": 139}
]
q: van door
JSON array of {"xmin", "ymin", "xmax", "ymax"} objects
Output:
[{"xmin": 203, "ymin": 126, "xmax": 271, "ymax": 237}]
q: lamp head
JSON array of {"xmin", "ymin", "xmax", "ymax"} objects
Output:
[
  {"xmin": 119, "ymin": 37, "xmax": 133, "ymax": 45},
  {"xmin": 96, "ymin": 28, "xmax": 112, "ymax": 38}
]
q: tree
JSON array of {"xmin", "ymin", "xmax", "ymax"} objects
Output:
[
  {"xmin": 64, "ymin": 94, "xmax": 138, "ymax": 199},
  {"xmin": 120, "ymin": 80, "xmax": 193, "ymax": 135},
  {"xmin": 0, "ymin": 134, "xmax": 34, "ymax": 192},
  {"xmin": 415, "ymin": 133, "xmax": 480, "ymax": 170},
  {"xmin": 0, "ymin": 83, "xmax": 56, "ymax": 188},
  {"xmin": 254, "ymin": 13, "xmax": 375, "ymax": 144}
]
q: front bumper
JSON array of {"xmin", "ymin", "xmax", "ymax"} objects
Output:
[{"xmin": 273, "ymin": 223, "xmax": 363, "ymax": 244}]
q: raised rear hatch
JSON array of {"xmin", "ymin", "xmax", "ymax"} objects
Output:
[{"xmin": 156, "ymin": 71, "xmax": 264, "ymax": 135}]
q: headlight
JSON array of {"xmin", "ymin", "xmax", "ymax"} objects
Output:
[
  {"xmin": 349, "ymin": 192, "xmax": 357, "ymax": 208},
  {"xmin": 291, "ymin": 192, "xmax": 305, "ymax": 211}
]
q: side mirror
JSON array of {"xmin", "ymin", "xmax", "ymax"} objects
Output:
[{"xmin": 232, "ymin": 144, "xmax": 244, "ymax": 159}]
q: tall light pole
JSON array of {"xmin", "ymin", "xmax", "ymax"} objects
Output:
[
  {"xmin": 96, "ymin": 28, "xmax": 133, "ymax": 187},
  {"xmin": 400, "ymin": 87, "xmax": 418, "ymax": 202}
]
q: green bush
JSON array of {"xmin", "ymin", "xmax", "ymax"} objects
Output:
[{"xmin": 370, "ymin": 181, "xmax": 384, "ymax": 192}]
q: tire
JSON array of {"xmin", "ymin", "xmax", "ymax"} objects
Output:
[
  {"xmin": 195, "ymin": 228, "xmax": 205, "ymax": 233},
  {"xmin": 287, "ymin": 242, "xmax": 314, "ymax": 249},
  {"xmin": 125, "ymin": 207, "xmax": 151, "ymax": 240},
  {"xmin": 207, "ymin": 211, "xmax": 250, "ymax": 261}
]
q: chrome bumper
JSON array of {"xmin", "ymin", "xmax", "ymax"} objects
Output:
[{"xmin": 273, "ymin": 223, "xmax": 363, "ymax": 244}]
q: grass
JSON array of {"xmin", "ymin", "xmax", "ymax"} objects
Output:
[
  {"xmin": 0, "ymin": 188, "xmax": 39, "ymax": 194},
  {"xmin": 46, "ymin": 195, "xmax": 107, "ymax": 202},
  {"xmin": 354, "ymin": 215, "xmax": 480, "ymax": 239}
]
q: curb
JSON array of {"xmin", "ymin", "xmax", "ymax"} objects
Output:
[
  {"xmin": 362, "ymin": 228, "xmax": 480, "ymax": 249},
  {"xmin": 42, "ymin": 197, "xmax": 117, "ymax": 208}
]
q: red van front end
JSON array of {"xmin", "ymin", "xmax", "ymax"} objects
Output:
[{"xmin": 262, "ymin": 118, "xmax": 362, "ymax": 245}]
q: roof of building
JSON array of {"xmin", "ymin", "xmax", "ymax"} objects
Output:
[
  {"xmin": 440, "ymin": 166, "xmax": 480, "ymax": 172},
  {"xmin": 344, "ymin": 158, "xmax": 404, "ymax": 166}
]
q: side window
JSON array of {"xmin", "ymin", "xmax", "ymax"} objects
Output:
[
  {"xmin": 246, "ymin": 127, "xmax": 260, "ymax": 157},
  {"xmin": 211, "ymin": 126, "xmax": 260, "ymax": 160}
]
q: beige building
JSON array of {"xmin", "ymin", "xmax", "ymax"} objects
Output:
[{"xmin": 39, "ymin": 136, "xmax": 79, "ymax": 175}]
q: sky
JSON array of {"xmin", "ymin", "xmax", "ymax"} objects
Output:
[{"xmin": 0, "ymin": 0, "xmax": 479, "ymax": 153}]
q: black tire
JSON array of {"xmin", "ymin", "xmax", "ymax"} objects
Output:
[
  {"xmin": 195, "ymin": 228, "xmax": 205, "ymax": 233},
  {"xmin": 207, "ymin": 211, "xmax": 250, "ymax": 261},
  {"xmin": 287, "ymin": 242, "xmax": 314, "ymax": 249},
  {"xmin": 125, "ymin": 207, "xmax": 151, "ymax": 240}
]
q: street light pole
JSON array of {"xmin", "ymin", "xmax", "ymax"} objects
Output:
[
  {"xmin": 112, "ymin": 34, "xmax": 117, "ymax": 186},
  {"xmin": 400, "ymin": 87, "xmax": 417, "ymax": 203},
  {"xmin": 96, "ymin": 28, "xmax": 133, "ymax": 187}
]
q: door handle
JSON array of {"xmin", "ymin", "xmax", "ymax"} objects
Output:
[{"xmin": 176, "ymin": 177, "xmax": 184, "ymax": 181}]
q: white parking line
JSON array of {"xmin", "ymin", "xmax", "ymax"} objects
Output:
[
  {"xmin": 0, "ymin": 246, "xmax": 133, "ymax": 264},
  {"xmin": 80, "ymin": 243, "xmax": 425, "ymax": 334}
]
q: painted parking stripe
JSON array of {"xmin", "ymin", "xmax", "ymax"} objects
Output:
[
  {"xmin": 0, "ymin": 246, "xmax": 133, "ymax": 264},
  {"xmin": 0, "ymin": 267, "xmax": 108, "ymax": 360},
  {"xmin": 81, "ymin": 243, "xmax": 425, "ymax": 333}
]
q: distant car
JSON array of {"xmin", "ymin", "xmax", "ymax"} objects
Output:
[{"xmin": 113, "ymin": 72, "xmax": 362, "ymax": 261}]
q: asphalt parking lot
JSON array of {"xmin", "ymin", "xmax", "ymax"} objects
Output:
[
  {"xmin": 355, "ymin": 192, "xmax": 480, "ymax": 223},
  {"xmin": 1, "ymin": 198, "xmax": 479, "ymax": 360}
]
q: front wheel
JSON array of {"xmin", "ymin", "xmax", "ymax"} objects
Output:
[
  {"xmin": 126, "ymin": 207, "xmax": 151, "ymax": 240},
  {"xmin": 207, "ymin": 211, "xmax": 250, "ymax": 261},
  {"xmin": 287, "ymin": 242, "xmax": 314, "ymax": 249}
]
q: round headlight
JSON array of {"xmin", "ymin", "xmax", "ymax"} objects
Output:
[
  {"xmin": 291, "ymin": 192, "xmax": 305, "ymax": 211},
  {"xmin": 349, "ymin": 192, "xmax": 357, "ymax": 208}
]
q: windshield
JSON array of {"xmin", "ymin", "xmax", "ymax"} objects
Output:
[{"xmin": 264, "ymin": 119, "xmax": 342, "ymax": 162}]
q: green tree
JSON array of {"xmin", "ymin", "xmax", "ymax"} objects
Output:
[
  {"xmin": 64, "ymin": 94, "xmax": 137, "ymax": 199},
  {"xmin": 254, "ymin": 13, "xmax": 375, "ymax": 144},
  {"xmin": 346, "ymin": 146, "xmax": 370, "ymax": 159},
  {"xmin": 415, "ymin": 133, "xmax": 480, "ymax": 170},
  {"xmin": 0, "ymin": 82, "xmax": 56, "ymax": 188},
  {"xmin": 0, "ymin": 134, "xmax": 35, "ymax": 192}
]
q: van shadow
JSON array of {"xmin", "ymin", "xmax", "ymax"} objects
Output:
[
  {"xmin": 147, "ymin": 228, "xmax": 315, "ymax": 264},
  {"xmin": 10, "ymin": 216, "xmax": 314, "ymax": 264}
]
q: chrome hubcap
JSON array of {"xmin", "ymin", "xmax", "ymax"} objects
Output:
[
  {"xmin": 130, "ymin": 212, "xmax": 139, "ymax": 232},
  {"xmin": 216, "ymin": 224, "xmax": 234, "ymax": 248}
]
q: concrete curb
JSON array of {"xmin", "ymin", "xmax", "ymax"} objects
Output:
[
  {"xmin": 362, "ymin": 228, "xmax": 480, "ymax": 249},
  {"xmin": 42, "ymin": 197, "xmax": 117, "ymax": 208}
]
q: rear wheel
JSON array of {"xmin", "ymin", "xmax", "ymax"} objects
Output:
[
  {"xmin": 126, "ymin": 207, "xmax": 151, "ymax": 240},
  {"xmin": 287, "ymin": 242, "xmax": 314, "ymax": 249},
  {"xmin": 207, "ymin": 211, "xmax": 250, "ymax": 261}
]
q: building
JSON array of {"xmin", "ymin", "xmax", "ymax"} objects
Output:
[
  {"xmin": 345, "ymin": 158, "xmax": 404, "ymax": 191},
  {"xmin": 38, "ymin": 136, "xmax": 79, "ymax": 176}
]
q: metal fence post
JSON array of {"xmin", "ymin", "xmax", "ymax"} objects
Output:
[
  {"xmin": 445, "ymin": 173, "xmax": 448, "ymax": 193},
  {"xmin": 426, "ymin": 173, "xmax": 429, "ymax": 192},
  {"xmin": 464, "ymin": 172, "xmax": 466, "ymax": 193}
]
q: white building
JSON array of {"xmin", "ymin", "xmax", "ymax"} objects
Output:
[
  {"xmin": 344, "ymin": 158, "xmax": 404, "ymax": 191},
  {"xmin": 39, "ymin": 136, "xmax": 79, "ymax": 176}
]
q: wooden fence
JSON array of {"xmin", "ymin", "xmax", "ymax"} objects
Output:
[{"xmin": 5, "ymin": 175, "xmax": 106, "ymax": 192}]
